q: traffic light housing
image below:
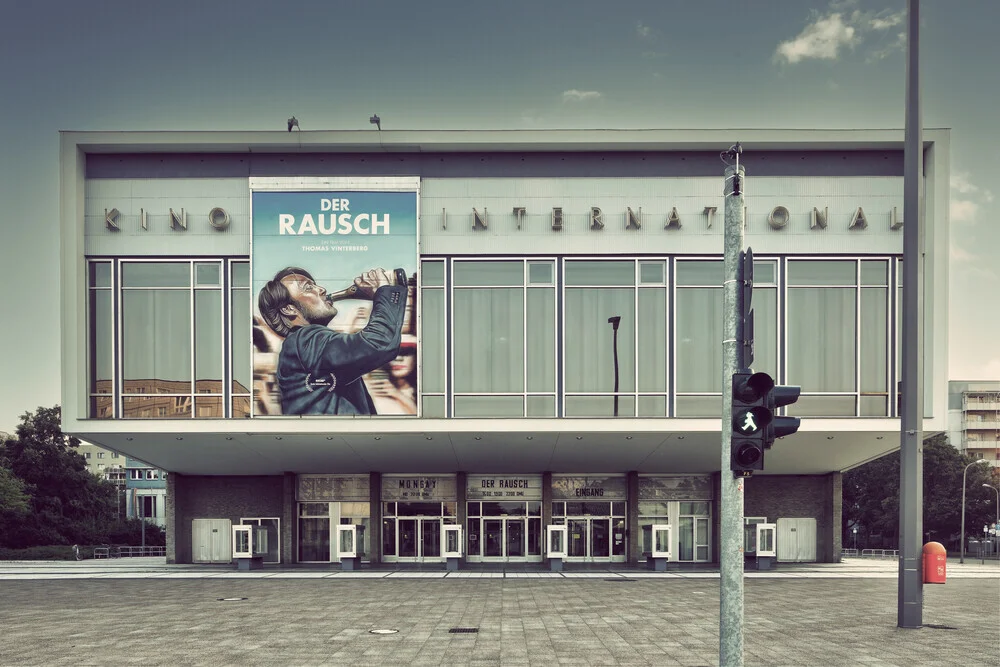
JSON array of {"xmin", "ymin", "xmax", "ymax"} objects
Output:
[
  {"xmin": 765, "ymin": 384, "xmax": 801, "ymax": 449},
  {"xmin": 731, "ymin": 371, "xmax": 773, "ymax": 477}
]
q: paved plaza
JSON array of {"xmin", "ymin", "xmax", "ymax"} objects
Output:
[{"xmin": 0, "ymin": 558, "xmax": 997, "ymax": 666}]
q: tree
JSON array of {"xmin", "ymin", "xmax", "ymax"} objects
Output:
[
  {"xmin": 0, "ymin": 406, "xmax": 117, "ymax": 548},
  {"xmin": 843, "ymin": 433, "xmax": 998, "ymax": 550},
  {"xmin": 0, "ymin": 465, "xmax": 30, "ymax": 538}
]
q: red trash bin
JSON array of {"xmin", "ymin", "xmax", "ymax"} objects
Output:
[{"xmin": 922, "ymin": 541, "xmax": 947, "ymax": 584}]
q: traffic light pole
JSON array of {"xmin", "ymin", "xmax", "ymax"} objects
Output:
[
  {"xmin": 898, "ymin": 0, "xmax": 924, "ymax": 629},
  {"xmin": 720, "ymin": 160, "xmax": 746, "ymax": 666}
]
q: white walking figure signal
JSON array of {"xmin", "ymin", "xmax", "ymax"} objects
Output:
[{"xmin": 740, "ymin": 412, "xmax": 758, "ymax": 433}]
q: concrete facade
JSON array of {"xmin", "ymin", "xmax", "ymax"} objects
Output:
[{"xmin": 59, "ymin": 128, "xmax": 950, "ymax": 570}]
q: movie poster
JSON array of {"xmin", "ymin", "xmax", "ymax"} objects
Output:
[{"xmin": 251, "ymin": 188, "xmax": 418, "ymax": 417}]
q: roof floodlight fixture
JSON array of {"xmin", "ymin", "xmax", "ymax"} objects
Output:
[
  {"xmin": 370, "ymin": 114, "xmax": 381, "ymax": 130},
  {"xmin": 287, "ymin": 116, "xmax": 299, "ymax": 132}
]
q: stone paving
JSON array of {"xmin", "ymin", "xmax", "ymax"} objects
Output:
[{"xmin": 0, "ymin": 558, "xmax": 997, "ymax": 666}]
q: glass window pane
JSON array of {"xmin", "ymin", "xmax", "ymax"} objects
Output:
[
  {"xmin": 89, "ymin": 262, "xmax": 111, "ymax": 288},
  {"xmin": 122, "ymin": 290, "xmax": 191, "ymax": 392},
  {"xmin": 565, "ymin": 395, "xmax": 635, "ymax": 417},
  {"xmin": 89, "ymin": 290, "xmax": 112, "ymax": 394},
  {"xmin": 453, "ymin": 288, "xmax": 524, "ymax": 392},
  {"xmin": 195, "ymin": 263, "xmax": 220, "ymax": 286},
  {"xmin": 422, "ymin": 395, "xmax": 445, "ymax": 417},
  {"xmin": 564, "ymin": 288, "xmax": 635, "ymax": 392},
  {"xmin": 231, "ymin": 288, "xmax": 251, "ymax": 394},
  {"xmin": 454, "ymin": 396, "xmax": 524, "ymax": 417},
  {"xmin": 421, "ymin": 260, "xmax": 444, "ymax": 287},
  {"xmin": 861, "ymin": 395, "xmax": 888, "ymax": 416},
  {"xmin": 675, "ymin": 395, "xmax": 721, "ymax": 417},
  {"xmin": 526, "ymin": 395, "xmax": 555, "ymax": 417},
  {"xmin": 861, "ymin": 260, "xmax": 888, "ymax": 286},
  {"xmin": 787, "ymin": 260, "xmax": 855, "ymax": 286},
  {"xmin": 122, "ymin": 396, "xmax": 192, "ymax": 419},
  {"xmin": 637, "ymin": 289, "xmax": 666, "ymax": 392},
  {"xmin": 787, "ymin": 395, "xmax": 856, "ymax": 417},
  {"xmin": 676, "ymin": 260, "xmax": 722, "ymax": 286},
  {"xmin": 420, "ymin": 289, "xmax": 445, "ymax": 393},
  {"xmin": 232, "ymin": 262, "xmax": 250, "ymax": 288},
  {"xmin": 194, "ymin": 396, "xmax": 223, "ymax": 418},
  {"xmin": 89, "ymin": 396, "xmax": 113, "ymax": 419},
  {"xmin": 454, "ymin": 261, "xmax": 522, "ymax": 286},
  {"xmin": 122, "ymin": 262, "xmax": 190, "ymax": 288},
  {"xmin": 787, "ymin": 288, "xmax": 856, "ymax": 392},
  {"xmin": 753, "ymin": 261, "xmax": 776, "ymax": 285},
  {"xmin": 860, "ymin": 288, "xmax": 888, "ymax": 392},
  {"xmin": 526, "ymin": 289, "xmax": 555, "ymax": 392},
  {"xmin": 528, "ymin": 261, "xmax": 554, "ymax": 285},
  {"xmin": 565, "ymin": 261, "xmax": 634, "ymax": 286},
  {"xmin": 638, "ymin": 396, "xmax": 666, "ymax": 417},
  {"xmin": 639, "ymin": 261, "xmax": 665, "ymax": 285},
  {"xmin": 194, "ymin": 291, "xmax": 222, "ymax": 392},
  {"xmin": 232, "ymin": 396, "xmax": 251, "ymax": 419},
  {"xmin": 675, "ymin": 288, "xmax": 721, "ymax": 392}
]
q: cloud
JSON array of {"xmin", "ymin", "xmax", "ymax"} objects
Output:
[
  {"xmin": 775, "ymin": 13, "xmax": 856, "ymax": 64},
  {"xmin": 562, "ymin": 89, "xmax": 603, "ymax": 103},
  {"xmin": 950, "ymin": 244, "xmax": 976, "ymax": 262},
  {"xmin": 870, "ymin": 11, "xmax": 904, "ymax": 30},
  {"xmin": 951, "ymin": 199, "xmax": 979, "ymax": 224},
  {"xmin": 950, "ymin": 171, "xmax": 995, "ymax": 224},
  {"xmin": 866, "ymin": 32, "xmax": 906, "ymax": 62},
  {"xmin": 636, "ymin": 21, "xmax": 652, "ymax": 39},
  {"xmin": 775, "ymin": 4, "xmax": 911, "ymax": 65}
]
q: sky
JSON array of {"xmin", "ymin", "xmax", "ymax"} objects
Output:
[{"xmin": 0, "ymin": 0, "xmax": 996, "ymax": 433}]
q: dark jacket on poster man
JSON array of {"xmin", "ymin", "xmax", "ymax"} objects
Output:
[{"xmin": 277, "ymin": 285, "xmax": 407, "ymax": 415}]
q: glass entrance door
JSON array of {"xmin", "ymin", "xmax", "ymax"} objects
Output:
[
  {"xmin": 506, "ymin": 520, "xmax": 524, "ymax": 558},
  {"xmin": 421, "ymin": 519, "xmax": 441, "ymax": 558},
  {"xmin": 399, "ymin": 519, "xmax": 418, "ymax": 558},
  {"xmin": 395, "ymin": 518, "xmax": 443, "ymax": 561},
  {"xmin": 484, "ymin": 520, "xmax": 503, "ymax": 557},
  {"xmin": 563, "ymin": 518, "xmax": 624, "ymax": 562}
]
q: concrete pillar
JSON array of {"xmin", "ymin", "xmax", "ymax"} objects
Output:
[
  {"xmin": 542, "ymin": 471, "xmax": 553, "ymax": 537},
  {"xmin": 456, "ymin": 471, "xmax": 467, "ymax": 565},
  {"xmin": 627, "ymin": 471, "xmax": 640, "ymax": 564},
  {"xmin": 282, "ymin": 472, "xmax": 296, "ymax": 564},
  {"xmin": 826, "ymin": 471, "xmax": 843, "ymax": 563},
  {"xmin": 165, "ymin": 471, "xmax": 178, "ymax": 564},
  {"xmin": 369, "ymin": 472, "xmax": 382, "ymax": 564}
]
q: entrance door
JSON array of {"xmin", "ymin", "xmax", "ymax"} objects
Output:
[
  {"xmin": 506, "ymin": 520, "xmax": 525, "ymax": 558},
  {"xmin": 484, "ymin": 519, "xmax": 503, "ymax": 558},
  {"xmin": 590, "ymin": 519, "xmax": 610, "ymax": 558},
  {"xmin": 396, "ymin": 518, "xmax": 444, "ymax": 561},
  {"xmin": 421, "ymin": 519, "xmax": 441, "ymax": 558},
  {"xmin": 399, "ymin": 519, "xmax": 418, "ymax": 558},
  {"xmin": 568, "ymin": 519, "xmax": 588, "ymax": 558}
]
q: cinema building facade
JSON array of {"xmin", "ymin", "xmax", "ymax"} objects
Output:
[{"xmin": 59, "ymin": 129, "xmax": 950, "ymax": 567}]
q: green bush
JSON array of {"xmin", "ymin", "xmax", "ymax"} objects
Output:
[{"xmin": 0, "ymin": 545, "xmax": 82, "ymax": 560}]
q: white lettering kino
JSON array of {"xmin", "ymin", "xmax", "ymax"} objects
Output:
[{"xmin": 279, "ymin": 213, "xmax": 390, "ymax": 235}]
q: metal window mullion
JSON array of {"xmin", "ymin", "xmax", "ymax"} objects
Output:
[
  {"xmin": 633, "ymin": 260, "xmax": 639, "ymax": 410},
  {"xmin": 668, "ymin": 257, "xmax": 675, "ymax": 417},
  {"xmin": 446, "ymin": 259, "xmax": 453, "ymax": 419},
  {"xmin": 114, "ymin": 260, "xmax": 123, "ymax": 419},
  {"xmin": 557, "ymin": 257, "xmax": 564, "ymax": 418},
  {"xmin": 189, "ymin": 261, "xmax": 195, "ymax": 419},
  {"xmin": 522, "ymin": 259, "xmax": 528, "ymax": 416},
  {"xmin": 855, "ymin": 259, "xmax": 862, "ymax": 416},
  {"xmin": 223, "ymin": 259, "xmax": 232, "ymax": 419}
]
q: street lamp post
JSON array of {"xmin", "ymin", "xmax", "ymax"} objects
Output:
[
  {"xmin": 853, "ymin": 527, "xmax": 858, "ymax": 552},
  {"xmin": 960, "ymin": 459, "xmax": 990, "ymax": 564},
  {"xmin": 984, "ymin": 483, "xmax": 999, "ymax": 556}
]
